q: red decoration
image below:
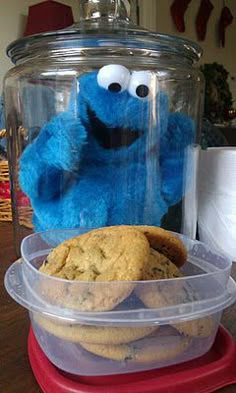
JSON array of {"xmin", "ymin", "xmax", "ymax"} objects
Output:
[
  {"xmin": 24, "ymin": 0, "xmax": 74, "ymax": 37},
  {"xmin": 0, "ymin": 182, "xmax": 10, "ymax": 199},
  {"xmin": 0, "ymin": 181, "xmax": 30, "ymax": 206},
  {"xmin": 17, "ymin": 191, "xmax": 31, "ymax": 207},
  {"xmin": 170, "ymin": 0, "xmax": 192, "ymax": 32},
  {"xmin": 219, "ymin": 6, "xmax": 233, "ymax": 47},
  {"xmin": 196, "ymin": 0, "xmax": 214, "ymax": 41}
]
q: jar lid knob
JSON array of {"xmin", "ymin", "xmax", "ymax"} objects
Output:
[{"xmin": 79, "ymin": 0, "xmax": 131, "ymax": 21}]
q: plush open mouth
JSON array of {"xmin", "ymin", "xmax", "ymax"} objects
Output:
[{"xmin": 87, "ymin": 107, "xmax": 142, "ymax": 149}]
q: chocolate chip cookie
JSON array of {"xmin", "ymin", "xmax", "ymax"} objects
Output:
[
  {"xmin": 34, "ymin": 313, "xmax": 159, "ymax": 345},
  {"xmin": 39, "ymin": 225, "xmax": 150, "ymax": 311},
  {"xmin": 79, "ymin": 327, "xmax": 190, "ymax": 363},
  {"xmin": 134, "ymin": 225, "xmax": 187, "ymax": 267}
]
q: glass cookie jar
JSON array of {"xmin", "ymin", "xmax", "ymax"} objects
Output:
[{"xmin": 3, "ymin": 0, "xmax": 204, "ymax": 254}]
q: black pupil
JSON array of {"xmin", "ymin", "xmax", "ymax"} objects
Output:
[
  {"xmin": 136, "ymin": 84, "xmax": 149, "ymax": 98},
  {"xmin": 108, "ymin": 83, "xmax": 122, "ymax": 93}
]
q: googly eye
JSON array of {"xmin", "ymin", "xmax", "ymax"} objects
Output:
[
  {"xmin": 97, "ymin": 64, "xmax": 130, "ymax": 93},
  {"xmin": 128, "ymin": 71, "xmax": 158, "ymax": 99}
]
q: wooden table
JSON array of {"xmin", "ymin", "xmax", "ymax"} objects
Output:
[{"xmin": 1, "ymin": 222, "xmax": 236, "ymax": 393}]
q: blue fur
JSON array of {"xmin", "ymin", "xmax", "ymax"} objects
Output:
[{"xmin": 19, "ymin": 71, "xmax": 195, "ymax": 232}]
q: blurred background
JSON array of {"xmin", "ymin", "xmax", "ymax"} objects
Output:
[{"xmin": 0, "ymin": 0, "xmax": 234, "ymax": 101}]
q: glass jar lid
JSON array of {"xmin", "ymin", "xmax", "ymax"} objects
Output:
[{"xmin": 7, "ymin": 0, "xmax": 202, "ymax": 65}]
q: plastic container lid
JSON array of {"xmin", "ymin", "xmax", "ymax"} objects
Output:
[
  {"xmin": 4, "ymin": 229, "xmax": 236, "ymax": 326},
  {"xmin": 28, "ymin": 325, "xmax": 236, "ymax": 393}
]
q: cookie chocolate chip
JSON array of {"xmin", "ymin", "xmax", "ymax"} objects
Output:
[
  {"xmin": 39, "ymin": 225, "xmax": 150, "ymax": 311},
  {"xmin": 134, "ymin": 225, "xmax": 187, "ymax": 267},
  {"xmin": 79, "ymin": 328, "xmax": 190, "ymax": 363},
  {"xmin": 34, "ymin": 313, "xmax": 159, "ymax": 345}
]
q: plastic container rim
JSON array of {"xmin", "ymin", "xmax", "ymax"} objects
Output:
[
  {"xmin": 20, "ymin": 228, "xmax": 232, "ymax": 285},
  {"xmin": 4, "ymin": 259, "xmax": 236, "ymax": 325},
  {"xmin": 4, "ymin": 261, "xmax": 236, "ymax": 325}
]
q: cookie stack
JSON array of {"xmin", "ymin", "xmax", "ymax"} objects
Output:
[{"xmin": 37, "ymin": 225, "xmax": 214, "ymax": 363}]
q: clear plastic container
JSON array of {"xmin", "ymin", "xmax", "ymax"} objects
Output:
[
  {"xmin": 3, "ymin": 0, "xmax": 204, "ymax": 255},
  {"xmin": 4, "ymin": 228, "xmax": 236, "ymax": 376}
]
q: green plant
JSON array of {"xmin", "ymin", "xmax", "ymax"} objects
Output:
[{"xmin": 200, "ymin": 62, "xmax": 233, "ymax": 123}]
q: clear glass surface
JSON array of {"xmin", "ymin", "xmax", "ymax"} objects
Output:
[{"xmin": 3, "ymin": 0, "xmax": 204, "ymax": 254}]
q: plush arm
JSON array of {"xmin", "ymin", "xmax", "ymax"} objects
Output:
[
  {"xmin": 160, "ymin": 112, "xmax": 195, "ymax": 205},
  {"xmin": 19, "ymin": 112, "xmax": 87, "ymax": 201}
]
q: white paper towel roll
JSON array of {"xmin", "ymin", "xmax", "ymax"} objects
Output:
[
  {"xmin": 198, "ymin": 147, "xmax": 236, "ymax": 261},
  {"xmin": 199, "ymin": 147, "xmax": 236, "ymax": 193}
]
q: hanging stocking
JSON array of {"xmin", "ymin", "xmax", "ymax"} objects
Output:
[
  {"xmin": 196, "ymin": 0, "xmax": 214, "ymax": 41},
  {"xmin": 170, "ymin": 0, "xmax": 192, "ymax": 32},
  {"xmin": 219, "ymin": 6, "xmax": 233, "ymax": 47}
]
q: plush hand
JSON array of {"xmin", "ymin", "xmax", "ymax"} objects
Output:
[{"xmin": 19, "ymin": 112, "xmax": 87, "ymax": 201}]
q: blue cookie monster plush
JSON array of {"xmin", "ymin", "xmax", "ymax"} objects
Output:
[{"xmin": 19, "ymin": 64, "xmax": 195, "ymax": 232}]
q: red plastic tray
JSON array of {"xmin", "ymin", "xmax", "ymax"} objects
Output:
[{"xmin": 28, "ymin": 326, "xmax": 236, "ymax": 393}]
